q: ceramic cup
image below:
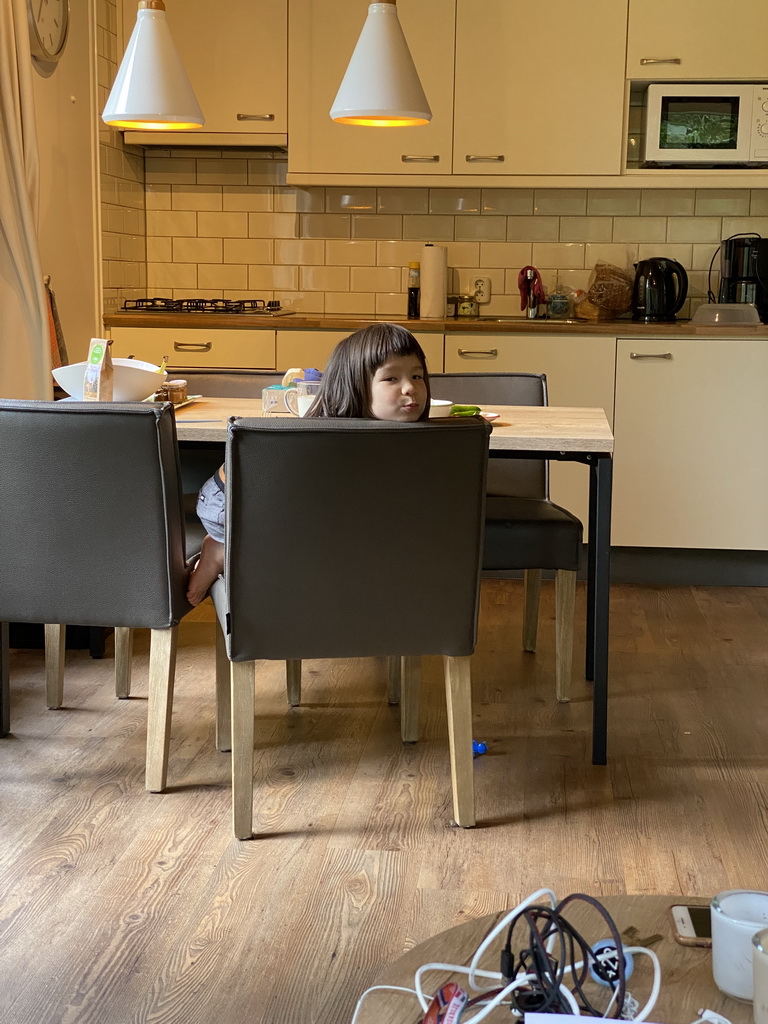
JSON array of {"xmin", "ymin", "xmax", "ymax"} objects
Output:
[
  {"xmin": 712, "ymin": 890, "xmax": 768, "ymax": 1001},
  {"xmin": 283, "ymin": 379, "xmax": 321, "ymax": 417}
]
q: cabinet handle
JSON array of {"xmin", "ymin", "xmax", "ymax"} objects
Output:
[
  {"xmin": 174, "ymin": 341, "xmax": 213, "ymax": 352},
  {"xmin": 401, "ymin": 154, "xmax": 440, "ymax": 162},
  {"xmin": 458, "ymin": 348, "xmax": 498, "ymax": 358},
  {"xmin": 465, "ymin": 154, "xmax": 505, "ymax": 162},
  {"xmin": 236, "ymin": 113, "xmax": 276, "ymax": 121},
  {"xmin": 629, "ymin": 351, "xmax": 673, "ymax": 359},
  {"xmin": 639, "ymin": 57, "xmax": 682, "ymax": 65}
]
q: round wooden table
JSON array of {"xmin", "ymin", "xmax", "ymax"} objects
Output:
[{"xmin": 356, "ymin": 895, "xmax": 752, "ymax": 1024}]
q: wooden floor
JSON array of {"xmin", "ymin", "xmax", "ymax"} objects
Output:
[{"xmin": 2, "ymin": 580, "xmax": 768, "ymax": 1024}]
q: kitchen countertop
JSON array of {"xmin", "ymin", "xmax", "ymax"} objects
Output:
[{"xmin": 103, "ymin": 311, "xmax": 768, "ymax": 337}]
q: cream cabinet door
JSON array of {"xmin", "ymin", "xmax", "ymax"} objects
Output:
[
  {"xmin": 288, "ymin": 0, "xmax": 454, "ymax": 175},
  {"xmin": 444, "ymin": 333, "xmax": 616, "ymax": 527},
  {"xmin": 277, "ymin": 331, "xmax": 444, "ymax": 372},
  {"xmin": 109, "ymin": 328, "xmax": 276, "ymax": 369},
  {"xmin": 627, "ymin": 0, "xmax": 768, "ymax": 79},
  {"xmin": 123, "ymin": 0, "xmax": 287, "ymax": 145},
  {"xmin": 453, "ymin": 0, "xmax": 628, "ymax": 175},
  {"xmin": 612, "ymin": 338, "xmax": 768, "ymax": 549}
]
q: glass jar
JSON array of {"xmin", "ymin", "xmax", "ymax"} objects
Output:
[{"xmin": 457, "ymin": 294, "xmax": 479, "ymax": 317}]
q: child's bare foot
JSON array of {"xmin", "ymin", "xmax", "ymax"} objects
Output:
[{"xmin": 186, "ymin": 535, "xmax": 225, "ymax": 606}]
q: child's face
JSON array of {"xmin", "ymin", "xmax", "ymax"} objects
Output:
[{"xmin": 369, "ymin": 355, "xmax": 428, "ymax": 421}]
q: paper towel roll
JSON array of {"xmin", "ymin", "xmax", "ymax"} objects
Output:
[{"xmin": 420, "ymin": 243, "xmax": 447, "ymax": 319}]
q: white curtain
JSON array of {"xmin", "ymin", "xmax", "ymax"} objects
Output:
[{"xmin": 0, "ymin": 0, "xmax": 51, "ymax": 399}]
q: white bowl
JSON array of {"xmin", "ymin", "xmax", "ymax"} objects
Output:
[
  {"xmin": 691, "ymin": 303, "xmax": 761, "ymax": 326},
  {"xmin": 52, "ymin": 358, "xmax": 166, "ymax": 401},
  {"xmin": 429, "ymin": 399, "xmax": 453, "ymax": 418}
]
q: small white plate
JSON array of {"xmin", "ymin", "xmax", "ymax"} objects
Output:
[{"xmin": 480, "ymin": 411, "xmax": 500, "ymax": 421}]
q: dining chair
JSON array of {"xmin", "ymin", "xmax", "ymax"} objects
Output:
[
  {"xmin": 0, "ymin": 400, "xmax": 191, "ymax": 790},
  {"xmin": 430, "ymin": 372, "xmax": 583, "ymax": 702},
  {"xmin": 208, "ymin": 416, "xmax": 491, "ymax": 839}
]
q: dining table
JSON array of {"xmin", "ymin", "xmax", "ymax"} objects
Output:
[{"xmin": 173, "ymin": 397, "xmax": 615, "ymax": 766}]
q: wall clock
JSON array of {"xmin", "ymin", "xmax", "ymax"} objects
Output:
[{"xmin": 28, "ymin": 0, "xmax": 70, "ymax": 66}]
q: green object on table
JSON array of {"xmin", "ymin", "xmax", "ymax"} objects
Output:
[{"xmin": 450, "ymin": 404, "xmax": 481, "ymax": 417}]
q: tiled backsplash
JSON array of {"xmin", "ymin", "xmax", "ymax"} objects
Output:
[{"xmin": 105, "ymin": 147, "xmax": 768, "ymax": 318}]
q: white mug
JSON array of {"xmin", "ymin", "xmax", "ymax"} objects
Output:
[
  {"xmin": 284, "ymin": 379, "xmax": 321, "ymax": 417},
  {"xmin": 712, "ymin": 890, "xmax": 768, "ymax": 1001}
]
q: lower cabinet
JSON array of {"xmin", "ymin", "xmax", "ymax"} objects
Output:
[
  {"xmin": 612, "ymin": 337, "xmax": 768, "ymax": 549},
  {"xmin": 276, "ymin": 330, "xmax": 444, "ymax": 373},
  {"xmin": 109, "ymin": 327, "xmax": 277, "ymax": 369},
  {"xmin": 445, "ymin": 333, "xmax": 617, "ymax": 528}
]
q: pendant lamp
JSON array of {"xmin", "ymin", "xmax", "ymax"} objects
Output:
[
  {"xmin": 330, "ymin": 0, "xmax": 431, "ymax": 127},
  {"xmin": 102, "ymin": 0, "xmax": 204, "ymax": 130}
]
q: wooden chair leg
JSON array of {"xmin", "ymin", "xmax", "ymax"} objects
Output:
[
  {"xmin": 1, "ymin": 621, "xmax": 9, "ymax": 737},
  {"xmin": 555, "ymin": 569, "xmax": 576, "ymax": 703},
  {"xmin": 442, "ymin": 655, "xmax": 475, "ymax": 828},
  {"xmin": 400, "ymin": 656, "xmax": 421, "ymax": 743},
  {"xmin": 286, "ymin": 659, "xmax": 302, "ymax": 706},
  {"xmin": 114, "ymin": 627, "xmax": 133, "ymax": 699},
  {"xmin": 386, "ymin": 655, "xmax": 401, "ymax": 705},
  {"xmin": 523, "ymin": 569, "xmax": 541, "ymax": 652},
  {"xmin": 231, "ymin": 659, "xmax": 255, "ymax": 840},
  {"xmin": 145, "ymin": 626, "xmax": 178, "ymax": 793},
  {"xmin": 44, "ymin": 624, "xmax": 66, "ymax": 709},
  {"xmin": 214, "ymin": 621, "xmax": 231, "ymax": 752}
]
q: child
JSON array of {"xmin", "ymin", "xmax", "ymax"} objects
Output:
[{"xmin": 186, "ymin": 323, "xmax": 431, "ymax": 605}]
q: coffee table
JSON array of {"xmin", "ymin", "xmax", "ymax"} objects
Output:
[{"xmin": 355, "ymin": 895, "xmax": 750, "ymax": 1024}]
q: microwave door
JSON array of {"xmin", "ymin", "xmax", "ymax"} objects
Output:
[{"xmin": 644, "ymin": 84, "xmax": 755, "ymax": 164}]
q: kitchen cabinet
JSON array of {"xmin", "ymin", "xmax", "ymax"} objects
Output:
[
  {"xmin": 444, "ymin": 333, "xmax": 616, "ymax": 527},
  {"xmin": 627, "ymin": 0, "xmax": 768, "ymax": 80},
  {"xmin": 612, "ymin": 337, "xmax": 768, "ymax": 549},
  {"xmin": 276, "ymin": 330, "xmax": 444, "ymax": 372},
  {"xmin": 453, "ymin": 0, "xmax": 628, "ymax": 176},
  {"xmin": 109, "ymin": 328, "xmax": 277, "ymax": 369},
  {"xmin": 122, "ymin": 0, "xmax": 287, "ymax": 147}
]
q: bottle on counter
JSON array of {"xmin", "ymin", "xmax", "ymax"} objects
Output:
[{"xmin": 407, "ymin": 261, "xmax": 421, "ymax": 319}]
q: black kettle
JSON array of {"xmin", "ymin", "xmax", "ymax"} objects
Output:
[{"xmin": 631, "ymin": 258, "xmax": 688, "ymax": 322}]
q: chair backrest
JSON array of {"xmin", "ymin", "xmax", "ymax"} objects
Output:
[
  {"xmin": 215, "ymin": 417, "xmax": 491, "ymax": 662},
  {"xmin": 429, "ymin": 372, "xmax": 548, "ymax": 499},
  {"xmin": 0, "ymin": 401, "xmax": 190, "ymax": 629},
  {"xmin": 173, "ymin": 369, "xmax": 283, "ymax": 398}
]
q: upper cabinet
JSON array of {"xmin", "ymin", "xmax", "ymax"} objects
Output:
[
  {"xmin": 453, "ymin": 0, "xmax": 628, "ymax": 176},
  {"xmin": 122, "ymin": 0, "xmax": 287, "ymax": 147},
  {"xmin": 627, "ymin": 0, "xmax": 768, "ymax": 80}
]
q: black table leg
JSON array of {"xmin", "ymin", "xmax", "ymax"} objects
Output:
[
  {"xmin": 589, "ymin": 455, "xmax": 613, "ymax": 766},
  {"xmin": 586, "ymin": 458, "xmax": 598, "ymax": 681},
  {"xmin": 1, "ymin": 621, "xmax": 9, "ymax": 737}
]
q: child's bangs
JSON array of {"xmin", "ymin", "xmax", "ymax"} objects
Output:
[{"xmin": 366, "ymin": 325, "xmax": 424, "ymax": 369}]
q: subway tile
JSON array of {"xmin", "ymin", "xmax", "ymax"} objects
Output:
[
  {"xmin": 685, "ymin": 270, "xmax": 711, "ymax": 298},
  {"xmin": 482, "ymin": 189, "xmax": 534, "ymax": 215},
  {"xmin": 722, "ymin": 216, "xmax": 768, "ymax": 236},
  {"xmin": 429, "ymin": 189, "xmax": 481, "ymax": 215},
  {"xmin": 196, "ymin": 158, "xmax": 247, "ymax": 186},
  {"xmin": 691, "ymin": 242, "xmax": 723, "ymax": 271},
  {"xmin": 585, "ymin": 242, "xmax": 639, "ymax": 267},
  {"xmin": 531, "ymin": 242, "xmax": 585, "ymax": 269},
  {"xmin": 146, "ymin": 210, "xmax": 197, "ymax": 237},
  {"xmin": 325, "ymin": 187, "xmax": 376, "ymax": 212},
  {"xmin": 350, "ymin": 266, "xmax": 402, "ymax": 292},
  {"xmin": 352, "ymin": 214, "xmax": 402, "ymax": 239},
  {"xmin": 636, "ymin": 243, "xmax": 692, "ymax": 266},
  {"xmin": 452, "ymin": 268, "xmax": 505, "ymax": 296},
  {"xmin": 274, "ymin": 187, "xmax": 325, "ymax": 213},
  {"xmin": 170, "ymin": 148, "xmax": 223, "ymax": 159},
  {"xmin": 375, "ymin": 292, "xmax": 409, "ymax": 316},
  {"xmin": 276, "ymin": 290, "xmax": 325, "ymax": 313},
  {"xmin": 147, "ymin": 262, "xmax": 197, "ymax": 290},
  {"xmin": 248, "ymin": 212, "xmax": 299, "ymax": 239},
  {"xmin": 506, "ymin": 216, "xmax": 559, "ymax": 242},
  {"xmin": 117, "ymin": 180, "xmax": 144, "ymax": 209},
  {"xmin": 376, "ymin": 240, "xmax": 424, "ymax": 266},
  {"xmin": 480, "ymin": 294, "xmax": 520, "ymax": 315},
  {"xmin": 300, "ymin": 265, "xmax": 350, "ymax": 291},
  {"xmin": 274, "ymin": 239, "xmax": 325, "ymax": 265},
  {"xmin": 641, "ymin": 190, "xmax": 695, "ymax": 216},
  {"xmin": 534, "ymin": 190, "xmax": 587, "ymax": 215},
  {"xmin": 444, "ymin": 242, "xmax": 481, "ymax": 266},
  {"xmin": 559, "ymin": 217, "xmax": 613, "ymax": 242},
  {"xmin": 403, "ymin": 214, "xmax": 452, "ymax": 240},
  {"xmin": 171, "ymin": 184, "xmax": 222, "ymax": 212},
  {"xmin": 197, "ymin": 211, "xmax": 248, "ymax": 238},
  {"xmin": 102, "ymin": 233, "xmax": 121, "ymax": 261},
  {"xmin": 543, "ymin": 268, "xmax": 591, "ymax": 293},
  {"xmin": 587, "ymin": 190, "xmax": 641, "ymax": 216},
  {"xmin": 224, "ymin": 238, "xmax": 274, "ymax": 264},
  {"xmin": 198, "ymin": 263, "xmax": 248, "ymax": 290},
  {"xmin": 145, "ymin": 158, "xmax": 196, "ymax": 184},
  {"xmin": 248, "ymin": 265, "xmax": 299, "ymax": 290},
  {"xmin": 454, "ymin": 216, "xmax": 506, "ymax": 241},
  {"xmin": 612, "ymin": 217, "xmax": 666, "ymax": 242},
  {"xmin": 696, "ymin": 190, "xmax": 750, "ymax": 216},
  {"xmin": 146, "ymin": 183, "xmax": 171, "ymax": 210},
  {"xmin": 377, "ymin": 188, "xmax": 429, "ymax": 215},
  {"xmin": 223, "ymin": 186, "xmax": 273, "ymax": 212},
  {"xmin": 479, "ymin": 241, "xmax": 532, "ymax": 268},
  {"xmin": 325, "ymin": 292, "xmax": 376, "ymax": 315},
  {"xmin": 666, "ymin": 217, "xmax": 721, "ymax": 243},
  {"xmin": 247, "ymin": 159, "xmax": 287, "ymax": 186},
  {"xmin": 749, "ymin": 190, "xmax": 768, "ymax": 215},
  {"xmin": 173, "ymin": 237, "xmax": 223, "ymax": 263},
  {"xmin": 301, "ymin": 214, "xmax": 350, "ymax": 239},
  {"xmin": 325, "ymin": 240, "xmax": 377, "ymax": 266}
]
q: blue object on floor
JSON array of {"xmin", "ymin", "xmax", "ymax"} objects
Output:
[{"xmin": 472, "ymin": 740, "xmax": 487, "ymax": 757}]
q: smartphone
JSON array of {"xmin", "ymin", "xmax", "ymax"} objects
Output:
[{"xmin": 669, "ymin": 904, "xmax": 713, "ymax": 947}]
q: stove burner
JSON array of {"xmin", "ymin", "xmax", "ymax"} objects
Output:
[{"xmin": 121, "ymin": 297, "xmax": 288, "ymax": 314}]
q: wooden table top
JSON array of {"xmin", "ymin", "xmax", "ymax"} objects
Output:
[
  {"xmin": 173, "ymin": 398, "xmax": 614, "ymax": 453},
  {"xmin": 356, "ymin": 894, "xmax": 747, "ymax": 1024}
]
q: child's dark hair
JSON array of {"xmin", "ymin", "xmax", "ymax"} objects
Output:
[{"xmin": 306, "ymin": 323, "xmax": 431, "ymax": 419}]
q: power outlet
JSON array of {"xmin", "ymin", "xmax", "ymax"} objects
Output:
[{"xmin": 473, "ymin": 276, "xmax": 492, "ymax": 303}]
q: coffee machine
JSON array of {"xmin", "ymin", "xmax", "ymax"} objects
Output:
[{"xmin": 718, "ymin": 235, "xmax": 768, "ymax": 322}]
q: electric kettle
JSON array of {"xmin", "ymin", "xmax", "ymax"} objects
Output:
[{"xmin": 631, "ymin": 258, "xmax": 688, "ymax": 323}]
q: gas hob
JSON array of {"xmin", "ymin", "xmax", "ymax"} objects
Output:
[{"xmin": 121, "ymin": 298, "xmax": 295, "ymax": 315}]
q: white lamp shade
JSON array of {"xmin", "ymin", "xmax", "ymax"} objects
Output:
[
  {"xmin": 330, "ymin": 2, "xmax": 431, "ymax": 127},
  {"xmin": 102, "ymin": 5, "xmax": 204, "ymax": 130}
]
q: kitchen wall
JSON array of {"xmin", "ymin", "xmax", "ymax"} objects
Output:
[{"xmin": 115, "ymin": 147, "xmax": 768, "ymax": 319}]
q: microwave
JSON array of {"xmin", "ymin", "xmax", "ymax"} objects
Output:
[{"xmin": 644, "ymin": 83, "xmax": 768, "ymax": 165}]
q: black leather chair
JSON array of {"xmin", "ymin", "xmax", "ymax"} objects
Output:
[
  {"xmin": 430, "ymin": 372, "xmax": 583, "ymax": 702},
  {"xmin": 208, "ymin": 416, "xmax": 491, "ymax": 838},
  {"xmin": 0, "ymin": 400, "xmax": 191, "ymax": 790}
]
